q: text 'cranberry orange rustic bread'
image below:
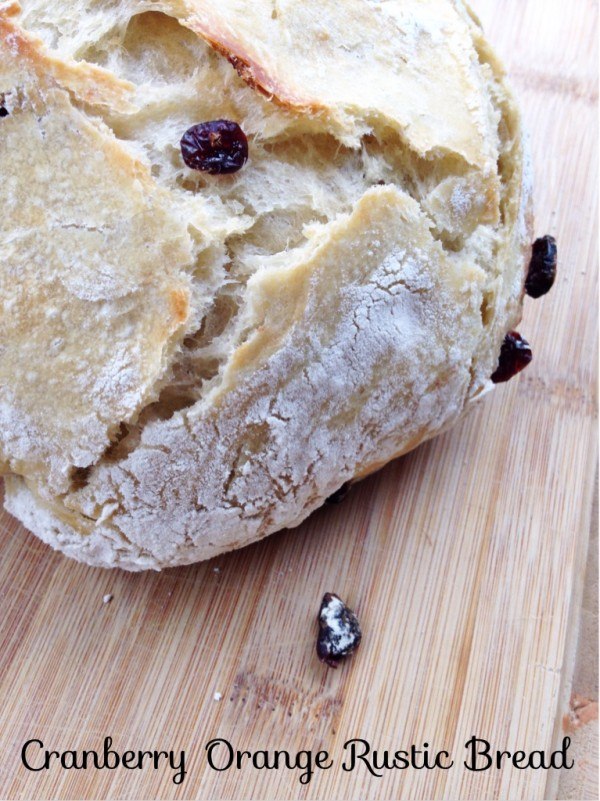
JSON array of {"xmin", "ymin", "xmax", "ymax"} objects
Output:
[{"xmin": 1, "ymin": 0, "xmax": 535, "ymax": 569}]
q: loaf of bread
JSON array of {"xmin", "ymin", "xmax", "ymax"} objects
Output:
[{"xmin": 0, "ymin": 0, "xmax": 532, "ymax": 569}]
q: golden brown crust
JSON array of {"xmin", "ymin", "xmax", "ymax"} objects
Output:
[
  {"xmin": 0, "ymin": 19, "xmax": 193, "ymax": 491},
  {"xmin": 180, "ymin": 0, "xmax": 499, "ymax": 167},
  {"xmin": 0, "ymin": 12, "xmax": 135, "ymax": 111}
]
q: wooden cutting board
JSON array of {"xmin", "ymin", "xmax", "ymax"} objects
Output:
[{"xmin": 0, "ymin": 1, "xmax": 597, "ymax": 799}]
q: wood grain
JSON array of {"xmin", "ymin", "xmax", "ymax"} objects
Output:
[{"xmin": 0, "ymin": 1, "xmax": 597, "ymax": 799}]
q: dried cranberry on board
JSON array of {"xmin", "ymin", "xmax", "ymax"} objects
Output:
[
  {"xmin": 525, "ymin": 235, "xmax": 558, "ymax": 298},
  {"xmin": 180, "ymin": 120, "xmax": 248, "ymax": 175},
  {"xmin": 316, "ymin": 593, "xmax": 362, "ymax": 668},
  {"xmin": 491, "ymin": 331, "xmax": 533, "ymax": 384}
]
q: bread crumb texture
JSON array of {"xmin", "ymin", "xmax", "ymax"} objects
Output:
[{"xmin": 0, "ymin": 0, "xmax": 531, "ymax": 569}]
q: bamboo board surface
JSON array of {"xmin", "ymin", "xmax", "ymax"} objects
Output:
[{"xmin": 0, "ymin": 1, "xmax": 597, "ymax": 799}]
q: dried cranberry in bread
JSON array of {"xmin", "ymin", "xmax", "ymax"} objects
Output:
[{"xmin": 1, "ymin": 0, "xmax": 533, "ymax": 569}]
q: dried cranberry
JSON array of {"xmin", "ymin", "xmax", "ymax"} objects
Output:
[
  {"xmin": 491, "ymin": 331, "xmax": 533, "ymax": 383},
  {"xmin": 0, "ymin": 107, "xmax": 8, "ymax": 118},
  {"xmin": 525, "ymin": 235, "xmax": 557, "ymax": 298},
  {"xmin": 325, "ymin": 482, "xmax": 351, "ymax": 505},
  {"xmin": 316, "ymin": 593, "xmax": 362, "ymax": 669},
  {"xmin": 180, "ymin": 120, "xmax": 248, "ymax": 175}
]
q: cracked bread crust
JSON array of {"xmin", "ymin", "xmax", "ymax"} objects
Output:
[{"xmin": 1, "ymin": 0, "xmax": 532, "ymax": 569}]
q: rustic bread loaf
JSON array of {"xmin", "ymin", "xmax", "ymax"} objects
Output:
[{"xmin": 0, "ymin": 0, "xmax": 532, "ymax": 569}]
